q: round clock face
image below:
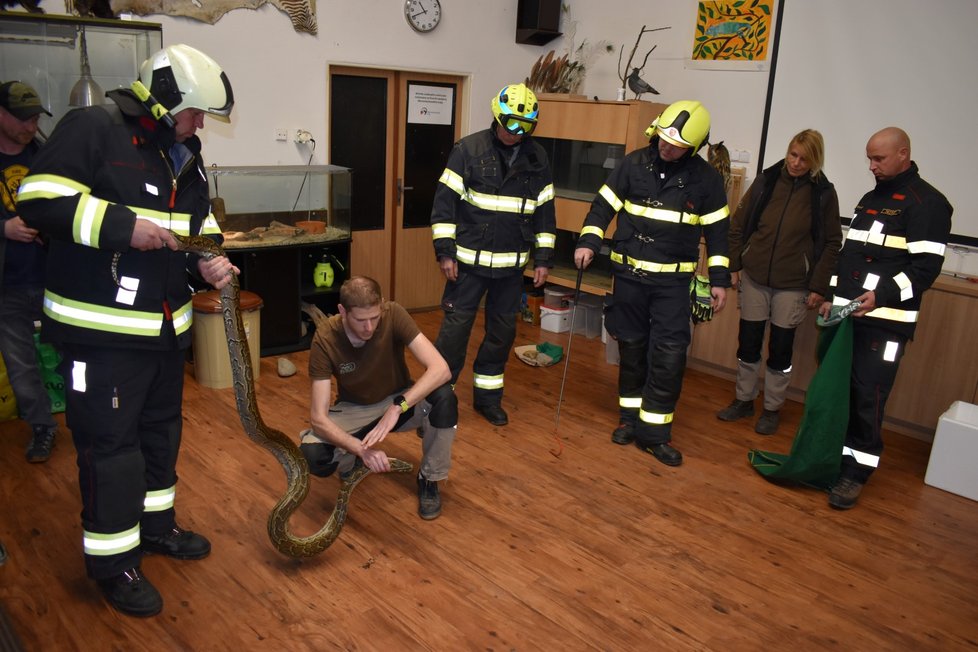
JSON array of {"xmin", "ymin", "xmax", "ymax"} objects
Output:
[{"xmin": 404, "ymin": 0, "xmax": 442, "ymax": 33}]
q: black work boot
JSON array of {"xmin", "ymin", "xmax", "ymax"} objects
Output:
[
  {"xmin": 474, "ymin": 404, "xmax": 508, "ymax": 426},
  {"xmin": 716, "ymin": 399, "xmax": 755, "ymax": 422},
  {"xmin": 25, "ymin": 425, "xmax": 56, "ymax": 463},
  {"xmin": 97, "ymin": 567, "xmax": 163, "ymax": 617},
  {"xmin": 141, "ymin": 526, "xmax": 211, "ymax": 560},
  {"xmin": 611, "ymin": 423, "xmax": 635, "ymax": 445},
  {"xmin": 828, "ymin": 477, "xmax": 865, "ymax": 510},
  {"xmin": 638, "ymin": 442, "xmax": 683, "ymax": 467},
  {"xmin": 417, "ymin": 473, "xmax": 442, "ymax": 520}
]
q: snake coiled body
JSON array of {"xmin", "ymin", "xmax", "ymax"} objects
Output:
[{"xmin": 171, "ymin": 234, "xmax": 413, "ymax": 557}]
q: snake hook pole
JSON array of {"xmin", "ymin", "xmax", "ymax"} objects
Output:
[{"xmin": 551, "ymin": 265, "xmax": 584, "ymax": 458}]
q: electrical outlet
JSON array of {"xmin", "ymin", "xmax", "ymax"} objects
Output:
[
  {"xmin": 295, "ymin": 129, "xmax": 313, "ymax": 144},
  {"xmin": 274, "ymin": 128, "xmax": 288, "ymax": 141}
]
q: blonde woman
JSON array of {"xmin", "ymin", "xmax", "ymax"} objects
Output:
[{"xmin": 718, "ymin": 129, "xmax": 843, "ymax": 434}]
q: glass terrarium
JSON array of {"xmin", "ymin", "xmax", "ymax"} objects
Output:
[
  {"xmin": 0, "ymin": 12, "xmax": 162, "ymax": 136},
  {"xmin": 534, "ymin": 136, "xmax": 625, "ymax": 202},
  {"xmin": 206, "ymin": 165, "xmax": 353, "ymax": 249}
]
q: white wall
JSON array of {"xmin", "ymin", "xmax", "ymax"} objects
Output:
[{"xmin": 31, "ymin": 0, "xmax": 770, "ymax": 180}]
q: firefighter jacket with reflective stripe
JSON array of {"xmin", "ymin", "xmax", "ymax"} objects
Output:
[
  {"xmin": 16, "ymin": 89, "xmax": 222, "ymax": 351},
  {"xmin": 431, "ymin": 126, "xmax": 556, "ymax": 278},
  {"xmin": 828, "ymin": 162, "xmax": 951, "ymax": 339},
  {"xmin": 729, "ymin": 160, "xmax": 843, "ymax": 296},
  {"xmin": 577, "ymin": 140, "xmax": 731, "ymax": 288}
]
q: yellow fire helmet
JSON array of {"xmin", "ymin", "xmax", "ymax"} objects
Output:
[
  {"xmin": 491, "ymin": 83, "xmax": 539, "ymax": 136},
  {"xmin": 645, "ymin": 100, "xmax": 711, "ymax": 153},
  {"xmin": 138, "ymin": 44, "xmax": 234, "ymax": 123}
]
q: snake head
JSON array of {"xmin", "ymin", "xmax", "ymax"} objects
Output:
[{"xmin": 389, "ymin": 458, "xmax": 414, "ymax": 474}]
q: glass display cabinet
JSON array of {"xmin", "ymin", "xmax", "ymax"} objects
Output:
[
  {"xmin": 205, "ymin": 165, "xmax": 354, "ymax": 355},
  {"xmin": 0, "ymin": 12, "xmax": 162, "ymax": 134}
]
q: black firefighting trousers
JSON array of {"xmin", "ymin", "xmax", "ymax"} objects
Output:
[
  {"xmin": 59, "ymin": 345, "xmax": 184, "ymax": 580},
  {"xmin": 433, "ymin": 271, "xmax": 522, "ymax": 408}
]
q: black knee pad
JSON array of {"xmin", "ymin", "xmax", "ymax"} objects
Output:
[
  {"xmin": 736, "ymin": 319, "xmax": 766, "ymax": 363},
  {"xmin": 300, "ymin": 441, "xmax": 339, "ymax": 478},
  {"xmin": 427, "ymin": 382, "xmax": 458, "ymax": 428},
  {"xmin": 767, "ymin": 324, "xmax": 797, "ymax": 372}
]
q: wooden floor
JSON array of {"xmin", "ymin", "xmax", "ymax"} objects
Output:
[{"xmin": 1, "ymin": 309, "xmax": 976, "ymax": 651}]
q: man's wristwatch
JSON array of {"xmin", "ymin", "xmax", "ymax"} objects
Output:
[{"xmin": 393, "ymin": 394, "xmax": 409, "ymax": 413}]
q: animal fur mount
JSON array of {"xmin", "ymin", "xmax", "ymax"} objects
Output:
[
  {"xmin": 525, "ymin": 50, "xmax": 583, "ymax": 95},
  {"xmin": 109, "ymin": 0, "xmax": 318, "ymax": 35}
]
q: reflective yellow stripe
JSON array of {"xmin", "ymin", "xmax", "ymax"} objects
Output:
[
  {"xmin": 456, "ymin": 245, "xmax": 528, "ymax": 269},
  {"xmin": 17, "ymin": 173, "xmax": 89, "ymax": 201},
  {"xmin": 201, "ymin": 213, "xmax": 222, "ymax": 235},
  {"xmin": 894, "ymin": 272, "xmax": 913, "ymax": 302},
  {"xmin": 619, "ymin": 396, "xmax": 642, "ymax": 409},
  {"xmin": 131, "ymin": 209, "xmax": 193, "ymax": 237},
  {"xmin": 172, "ymin": 301, "xmax": 194, "ymax": 336},
  {"xmin": 639, "ymin": 408, "xmax": 673, "ymax": 425},
  {"xmin": 44, "ymin": 289, "xmax": 170, "ymax": 336},
  {"xmin": 700, "ymin": 205, "xmax": 730, "ymax": 225},
  {"xmin": 599, "ymin": 185, "xmax": 623, "ymax": 212},
  {"xmin": 439, "ymin": 168, "xmax": 465, "ymax": 197},
  {"xmin": 907, "ymin": 240, "xmax": 946, "ymax": 256},
  {"xmin": 707, "ymin": 255, "xmax": 729, "ymax": 268},
  {"xmin": 74, "ymin": 194, "xmax": 108, "ymax": 247},
  {"xmin": 83, "ymin": 524, "xmax": 140, "ymax": 557},
  {"xmin": 432, "ymin": 223, "xmax": 456, "ymax": 240},
  {"xmin": 465, "ymin": 188, "xmax": 537, "ymax": 214},
  {"xmin": 610, "ymin": 251, "xmax": 697, "ymax": 273},
  {"xmin": 624, "ymin": 201, "xmax": 686, "ymax": 223},
  {"xmin": 473, "ymin": 373, "xmax": 504, "ymax": 390},
  {"xmin": 832, "ymin": 295, "xmax": 918, "ymax": 323},
  {"xmin": 144, "ymin": 486, "xmax": 175, "ymax": 513},
  {"xmin": 536, "ymin": 232, "xmax": 556, "ymax": 248},
  {"xmin": 845, "ymin": 228, "xmax": 909, "ymax": 250},
  {"xmin": 537, "ymin": 184, "xmax": 555, "ymax": 203},
  {"xmin": 842, "ymin": 446, "xmax": 880, "ymax": 468},
  {"xmin": 581, "ymin": 225, "xmax": 605, "ymax": 239}
]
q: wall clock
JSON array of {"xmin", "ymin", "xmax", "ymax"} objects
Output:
[{"xmin": 404, "ymin": 0, "xmax": 442, "ymax": 33}]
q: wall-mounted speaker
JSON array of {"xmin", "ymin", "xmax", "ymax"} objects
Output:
[{"xmin": 516, "ymin": 0, "xmax": 562, "ymax": 46}]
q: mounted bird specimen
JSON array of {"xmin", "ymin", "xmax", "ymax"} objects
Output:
[
  {"xmin": 626, "ymin": 68, "xmax": 658, "ymax": 98},
  {"xmin": 618, "ymin": 25, "xmax": 670, "ymax": 100},
  {"xmin": 708, "ymin": 140, "xmax": 732, "ymax": 195}
]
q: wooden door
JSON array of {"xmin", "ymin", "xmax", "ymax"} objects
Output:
[{"xmin": 329, "ymin": 67, "xmax": 462, "ymax": 308}]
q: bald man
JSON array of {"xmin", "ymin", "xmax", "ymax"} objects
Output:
[{"xmin": 819, "ymin": 127, "xmax": 952, "ymax": 509}]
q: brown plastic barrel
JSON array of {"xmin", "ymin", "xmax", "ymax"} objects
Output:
[{"xmin": 191, "ymin": 290, "xmax": 263, "ymax": 389}]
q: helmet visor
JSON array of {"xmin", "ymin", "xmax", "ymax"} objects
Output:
[{"xmin": 500, "ymin": 113, "xmax": 537, "ymax": 136}]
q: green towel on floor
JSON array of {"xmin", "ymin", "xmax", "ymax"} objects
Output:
[
  {"xmin": 536, "ymin": 342, "xmax": 563, "ymax": 364},
  {"xmin": 748, "ymin": 317, "xmax": 853, "ymax": 490}
]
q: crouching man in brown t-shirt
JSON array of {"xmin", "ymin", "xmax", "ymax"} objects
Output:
[{"xmin": 299, "ymin": 276, "xmax": 457, "ymax": 520}]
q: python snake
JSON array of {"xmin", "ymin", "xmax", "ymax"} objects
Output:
[{"xmin": 116, "ymin": 235, "xmax": 413, "ymax": 557}]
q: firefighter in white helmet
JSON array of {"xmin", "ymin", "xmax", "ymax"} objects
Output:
[{"xmin": 18, "ymin": 44, "xmax": 235, "ymax": 617}]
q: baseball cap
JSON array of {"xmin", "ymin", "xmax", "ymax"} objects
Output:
[{"xmin": 0, "ymin": 81, "xmax": 53, "ymax": 121}]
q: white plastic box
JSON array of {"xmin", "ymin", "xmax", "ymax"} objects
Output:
[
  {"xmin": 540, "ymin": 306, "xmax": 570, "ymax": 333},
  {"xmin": 569, "ymin": 296, "xmax": 602, "ymax": 338},
  {"xmin": 924, "ymin": 401, "xmax": 978, "ymax": 501}
]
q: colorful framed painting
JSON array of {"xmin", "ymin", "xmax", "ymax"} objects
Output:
[{"xmin": 687, "ymin": 0, "xmax": 777, "ymax": 71}]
